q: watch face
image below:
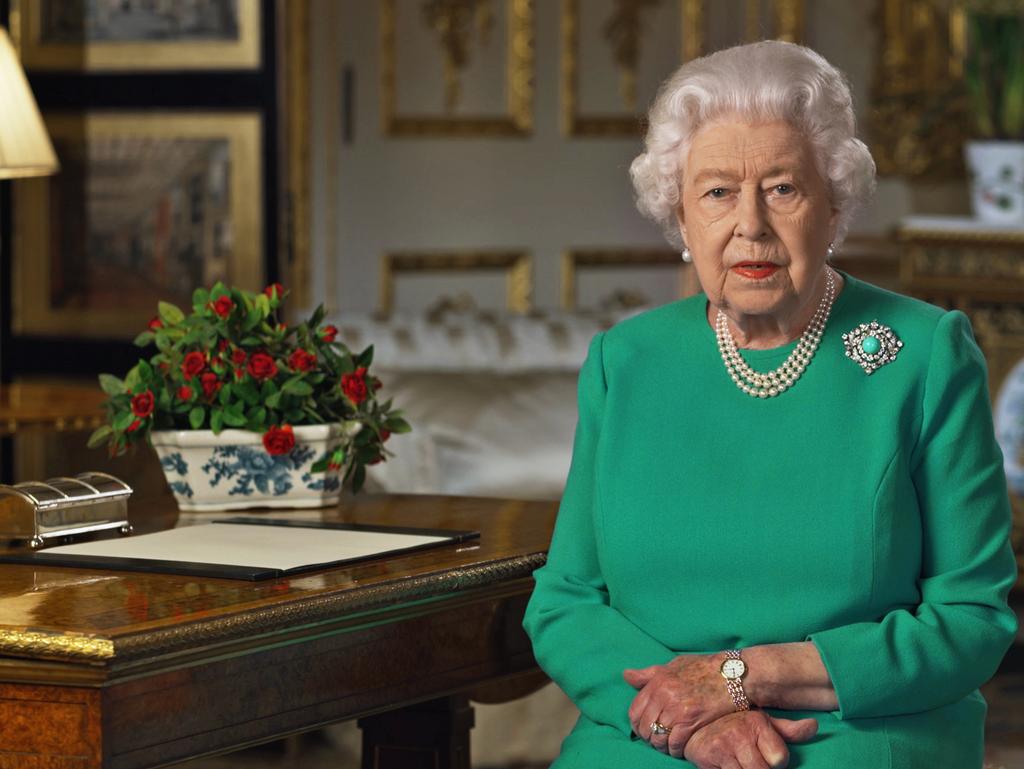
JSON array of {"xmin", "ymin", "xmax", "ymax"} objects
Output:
[{"xmin": 721, "ymin": 659, "xmax": 746, "ymax": 680}]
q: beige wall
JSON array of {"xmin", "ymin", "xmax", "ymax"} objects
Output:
[{"xmin": 305, "ymin": 0, "xmax": 969, "ymax": 314}]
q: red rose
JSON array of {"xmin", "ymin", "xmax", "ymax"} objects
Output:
[
  {"xmin": 380, "ymin": 429, "xmax": 391, "ymax": 443},
  {"xmin": 218, "ymin": 339, "xmax": 230, "ymax": 352},
  {"xmin": 367, "ymin": 454, "xmax": 383, "ymax": 465},
  {"xmin": 371, "ymin": 377, "xmax": 383, "ymax": 391},
  {"xmin": 200, "ymin": 371, "xmax": 221, "ymax": 399},
  {"xmin": 126, "ymin": 419, "xmax": 142, "ymax": 433},
  {"xmin": 130, "ymin": 390, "xmax": 155, "ymax": 418},
  {"xmin": 264, "ymin": 283, "xmax": 286, "ymax": 300},
  {"xmin": 177, "ymin": 385, "xmax": 194, "ymax": 401},
  {"xmin": 247, "ymin": 352, "xmax": 278, "ymax": 381},
  {"xmin": 341, "ymin": 367, "xmax": 368, "ymax": 404},
  {"xmin": 288, "ymin": 349, "xmax": 316, "ymax": 372},
  {"xmin": 234, "ymin": 368, "xmax": 245, "ymax": 381},
  {"xmin": 211, "ymin": 296, "xmax": 234, "ymax": 318},
  {"xmin": 148, "ymin": 316, "xmax": 163, "ymax": 331},
  {"xmin": 320, "ymin": 325, "xmax": 338, "ymax": 343},
  {"xmin": 182, "ymin": 351, "xmax": 206, "ymax": 378},
  {"xmin": 262, "ymin": 424, "xmax": 295, "ymax": 456},
  {"xmin": 231, "ymin": 348, "xmax": 247, "ymax": 365}
]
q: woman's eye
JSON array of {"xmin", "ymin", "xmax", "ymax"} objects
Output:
[
  {"xmin": 773, "ymin": 184, "xmax": 794, "ymax": 195},
  {"xmin": 706, "ymin": 188, "xmax": 728, "ymax": 199}
]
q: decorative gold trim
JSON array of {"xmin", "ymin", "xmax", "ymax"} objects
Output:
[
  {"xmin": 283, "ymin": 0, "xmax": 312, "ymax": 311},
  {"xmin": 561, "ymin": 0, "xmax": 704, "ymax": 137},
  {"xmin": 114, "ymin": 555, "xmax": 546, "ymax": 664},
  {"xmin": 0, "ymin": 629, "xmax": 114, "ymax": 661},
  {"xmin": 898, "ymin": 227, "xmax": 1024, "ymax": 245},
  {"xmin": 379, "ymin": 251, "xmax": 533, "ymax": 313},
  {"xmin": 560, "ymin": 248, "xmax": 697, "ymax": 309},
  {"xmin": 772, "ymin": 0, "xmax": 804, "ymax": 42},
  {"xmin": 381, "ymin": 0, "xmax": 534, "ymax": 137},
  {"xmin": 869, "ymin": 0, "xmax": 968, "ymax": 178},
  {"xmin": 13, "ymin": 112, "xmax": 264, "ymax": 339},
  {"xmin": 14, "ymin": 0, "xmax": 261, "ymax": 71}
]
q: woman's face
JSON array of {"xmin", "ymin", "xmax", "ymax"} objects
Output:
[{"xmin": 677, "ymin": 119, "xmax": 837, "ymax": 325}]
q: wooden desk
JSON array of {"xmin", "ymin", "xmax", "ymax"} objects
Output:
[{"xmin": 0, "ymin": 494, "xmax": 558, "ymax": 769}]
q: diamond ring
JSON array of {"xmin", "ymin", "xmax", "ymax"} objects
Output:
[{"xmin": 650, "ymin": 720, "xmax": 671, "ymax": 736}]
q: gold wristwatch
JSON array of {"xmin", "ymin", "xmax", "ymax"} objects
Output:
[{"xmin": 720, "ymin": 649, "xmax": 751, "ymax": 711}]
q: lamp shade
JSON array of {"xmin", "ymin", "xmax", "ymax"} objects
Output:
[{"xmin": 0, "ymin": 28, "xmax": 57, "ymax": 179}]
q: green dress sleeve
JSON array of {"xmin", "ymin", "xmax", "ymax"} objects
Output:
[
  {"xmin": 807, "ymin": 310, "xmax": 1019, "ymax": 719},
  {"xmin": 523, "ymin": 332, "xmax": 677, "ymax": 736}
]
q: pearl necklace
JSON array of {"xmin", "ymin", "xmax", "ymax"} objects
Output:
[{"xmin": 715, "ymin": 268, "xmax": 836, "ymax": 399}]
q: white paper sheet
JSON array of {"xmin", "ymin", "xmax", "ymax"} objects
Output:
[{"xmin": 45, "ymin": 522, "xmax": 450, "ymax": 571}]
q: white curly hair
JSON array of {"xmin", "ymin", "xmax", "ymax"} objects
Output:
[{"xmin": 629, "ymin": 40, "xmax": 876, "ymax": 251}]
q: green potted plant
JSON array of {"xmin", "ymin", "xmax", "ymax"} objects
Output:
[
  {"xmin": 88, "ymin": 283, "xmax": 409, "ymax": 511},
  {"xmin": 963, "ymin": 7, "xmax": 1024, "ymax": 223}
]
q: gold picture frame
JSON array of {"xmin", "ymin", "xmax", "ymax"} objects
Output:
[
  {"xmin": 381, "ymin": 0, "xmax": 534, "ymax": 137},
  {"xmin": 11, "ymin": 0, "xmax": 261, "ymax": 71},
  {"xmin": 379, "ymin": 251, "xmax": 532, "ymax": 313},
  {"xmin": 14, "ymin": 112, "xmax": 263, "ymax": 339},
  {"xmin": 560, "ymin": 248, "xmax": 697, "ymax": 309}
]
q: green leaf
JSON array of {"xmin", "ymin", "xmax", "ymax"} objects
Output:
[
  {"xmin": 86, "ymin": 425, "xmax": 113, "ymax": 449},
  {"xmin": 357, "ymin": 345, "xmax": 374, "ymax": 368},
  {"xmin": 310, "ymin": 457, "xmax": 329, "ymax": 473},
  {"xmin": 235, "ymin": 381, "xmax": 259, "ymax": 405},
  {"xmin": 223, "ymin": 410, "xmax": 247, "ymax": 427},
  {"xmin": 308, "ymin": 305, "xmax": 326, "ymax": 329},
  {"xmin": 137, "ymin": 359, "xmax": 154, "ymax": 381},
  {"xmin": 210, "ymin": 281, "xmax": 228, "ymax": 300},
  {"xmin": 113, "ymin": 411, "xmax": 137, "ymax": 431},
  {"xmin": 255, "ymin": 293, "xmax": 271, "ymax": 316},
  {"xmin": 189, "ymin": 406, "xmax": 206, "ymax": 430},
  {"xmin": 284, "ymin": 409, "xmax": 304, "ymax": 423},
  {"xmin": 351, "ymin": 464, "xmax": 366, "ymax": 493},
  {"xmin": 243, "ymin": 307, "xmax": 262, "ymax": 331},
  {"xmin": 218, "ymin": 383, "xmax": 233, "ymax": 406},
  {"xmin": 99, "ymin": 373, "xmax": 126, "ymax": 396},
  {"xmin": 158, "ymin": 301, "xmax": 186, "ymax": 326},
  {"xmin": 192, "ymin": 287, "xmax": 211, "ymax": 312},
  {"xmin": 384, "ymin": 416, "xmax": 412, "ymax": 433},
  {"xmin": 133, "ymin": 330, "xmax": 155, "ymax": 348},
  {"xmin": 211, "ymin": 408, "xmax": 225, "ymax": 433},
  {"xmin": 265, "ymin": 390, "xmax": 282, "ymax": 409},
  {"xmin": 282, "ymin": 379, "xmax": 313, "ymax": 396},
  {"xmin": 247, "ymin": 406, "xmax": 267, "ymax": 424}
]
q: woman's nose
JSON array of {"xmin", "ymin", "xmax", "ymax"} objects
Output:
[{"xmin": 734, "ymin": 190, "xmax": 768, "ymax": 240}]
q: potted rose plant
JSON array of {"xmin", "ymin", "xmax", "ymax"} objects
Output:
[{"xmin": 88, "ymin": 283, "xmax": 409, "ymax": 510}]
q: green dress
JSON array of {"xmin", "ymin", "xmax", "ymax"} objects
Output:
[{"xmin": 523, "ymin": 273, "xmax": 1018, "ymax": 769}]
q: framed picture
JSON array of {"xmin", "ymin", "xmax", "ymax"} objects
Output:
[
  {"xmin": 380, "ymin": 0, "xmax": 534, "ymax": 137},
  {"xmin": 11, "ymin": 0, "xmax": 261, "ymax": 71},
  {"xmin": 14, "ymin": 111, "xmax": 263, "ymax": 339}
]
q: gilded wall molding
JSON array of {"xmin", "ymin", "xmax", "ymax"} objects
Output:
[
  {"xmin": 561, "ymin": 0, "xmax": 704, "ymax": 137},
  {"xmin": 283, "ymin": 0, "xmax": 312, "ymax": 310},
  {"xmin": 379, "ymin": 250, "xmax": 533, "ymax": 313},
  {"xmin": 381, "ymin": 0, "xmax": 534, "ymax": 137}
]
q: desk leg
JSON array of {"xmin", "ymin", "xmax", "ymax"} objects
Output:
[{"xmin": 357, "ymin": 695, "xmax": 473, "ymax": 769}]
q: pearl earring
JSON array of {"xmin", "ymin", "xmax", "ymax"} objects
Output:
[
  {"xmin": 826, "ymin": 242, "xmax": 836, "ymax": 258},
  {"xmin": 681, "ymin": 248, "xmax": 692, "ymax": 263}
]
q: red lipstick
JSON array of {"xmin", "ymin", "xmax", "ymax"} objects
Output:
[{"xmin": 731, "ymin": 262, "xmax": 779, "ymax": 280}]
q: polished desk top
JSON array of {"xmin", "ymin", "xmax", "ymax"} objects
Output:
[{"xmin": 0, "ymin": 493, "xmax": 558, "ymax": 677}]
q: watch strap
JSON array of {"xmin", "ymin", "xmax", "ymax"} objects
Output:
[{"xmin": 723, "ymin": 649, "xmax": 750, "ymax": 711}]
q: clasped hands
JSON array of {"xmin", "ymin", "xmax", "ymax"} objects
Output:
[{"xmin": 623, "ymin": 654, "xmax": 817, "ymax": 769}]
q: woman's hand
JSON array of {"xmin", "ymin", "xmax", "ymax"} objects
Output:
[
  {"xmin": 623, "ymin": 654, "xmax": 735, "ymax": 750},
  {"xmin": 684, "ymin": 711, "xmax": 818, "ymax": 769}
]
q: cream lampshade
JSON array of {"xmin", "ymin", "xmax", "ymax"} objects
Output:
[{"xmin": 0, "ymin": 27, "xmax": 57, "ymax": 179}]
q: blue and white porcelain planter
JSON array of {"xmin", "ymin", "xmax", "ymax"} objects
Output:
[{"xmin": 151, "ymin": 422, "xmax": 360, "ymax": 511}]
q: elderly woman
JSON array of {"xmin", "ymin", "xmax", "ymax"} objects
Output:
[{"xmin": 523, "ymin": 40, "xmax": 1018, "ymax": 769}]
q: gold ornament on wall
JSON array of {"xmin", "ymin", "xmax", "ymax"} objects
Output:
[
  {"xmin": 603, "ymin": 0, "xmax": 664, "ymax": 111},
  {"xmin": 421, "ymin": 0, "xmax": 496, "ymax": 112}
]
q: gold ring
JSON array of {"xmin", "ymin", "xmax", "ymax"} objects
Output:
[{"xmin": 650, "ymin": 720, "xmax": 671, "ymax": 736}]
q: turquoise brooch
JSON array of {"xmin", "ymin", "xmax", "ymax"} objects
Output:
[{"xmin": 843, "ymin": 321, "xmax": 903, "ymax": 375}]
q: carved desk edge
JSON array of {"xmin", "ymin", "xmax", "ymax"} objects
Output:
[{"xmin": 0, "ymin": 552, "xmax": 549, "ymax": 666}]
